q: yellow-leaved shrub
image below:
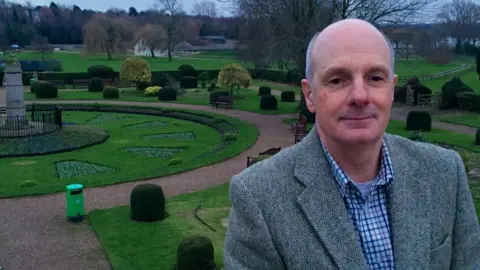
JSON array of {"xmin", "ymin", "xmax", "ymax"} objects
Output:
[
  {"xmin": 145, "ymin": 86, "xmax": 161, "ymax": 97},
  {"xmin": 119, "ymin": 57, "xmax": 152, "ymax": 89},
  {"xmin": 217, "ymin": 63, "xmax": 251, "ymax": 95}
]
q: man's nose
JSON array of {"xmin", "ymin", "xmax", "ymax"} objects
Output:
[{"xmin": 350, "ymin": 77, "xmax": 369, "ymax": 105}]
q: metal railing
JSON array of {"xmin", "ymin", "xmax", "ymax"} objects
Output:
[{"xmin": 0, "ymin": 105, "xmax": 62, "ymax": 137}]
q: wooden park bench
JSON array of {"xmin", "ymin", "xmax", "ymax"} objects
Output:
[
  {"xmin": 290, "ymin": 114, "xmax": 307, "ymax": 131},
  {"xmin": 72, "ymin": 79, "xmax": 114, "ymax": 89},
  {"xmin": 212, "ymin": 96, "xmax": 234, "ymax": 109},
  {"xmin": 46, "ymin": 80, "xmax": 66, "ymax": 89},
  {"xmin": 72, "ymin": 79, "xmax": 89, "ymax": 89},
  {"xmin": 113, "ymin": 79, "xmax": 135, "ymax": 88},
  {"xmin": 294, "ymin": 128, "xmax": 308, "ymax": 144},
  {"xmin": 246, "ymin": 147, "xmax": 282, "ymax": 167}
]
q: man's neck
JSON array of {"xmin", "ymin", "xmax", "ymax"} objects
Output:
[{"xmin": 319, "ymin": 131, "xmax": 383, "ymax": 183}]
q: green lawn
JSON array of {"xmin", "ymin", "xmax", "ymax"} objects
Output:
[
  {"xmin": 395, "ymin": 58, "xmax": 473, "ymax": 78},
  {"xmin": 25, "ymin": 88, "xmax": 300, "ymax": 115},
  {"xmin": 436, "ymin": 114, "xmax": 480, "ymax": 129},
  {"xmin": 89, "ymin": 183, "xmax": 231, "ymax": 270},
  {"xmin": 10, "ymin": 51, "xmax": 249, "ymax": 72},
  {"xmin": 90, "ymin": 168, "xmax": 480, "ymax": 270},
  {"xmin": 421, "ymin": 70, "xmax": 480, "ymax": 93},
  {"xmin": 0, "ymin": 109, "xmax": 257, "ymax": 198}
]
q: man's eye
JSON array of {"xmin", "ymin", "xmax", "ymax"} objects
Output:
[
  {"xmin": 330, "ymin": 78, "xmax": 342, "ymax": 84},
  {"xmin": 371, "ymin": 76, "xmax": 384, "ymax": 82}
]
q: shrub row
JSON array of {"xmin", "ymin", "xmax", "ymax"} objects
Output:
[
  {"xmin": 406, "ymin": 111, "xmax": 432, "ymax": 131},
  {"xmin": 2, "ymin": 68, "xmax": 302, "ymax": 86}
]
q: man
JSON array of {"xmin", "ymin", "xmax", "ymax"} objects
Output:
[{"xmin": 224, "ymin": 19, "xmax": 480, "ymax": 269}]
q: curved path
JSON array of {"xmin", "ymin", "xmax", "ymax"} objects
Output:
[
  {"xmin": 0, "ymin": 100, "xmax": 297, "ymax": 270},
  {"xmin": 0, "ymin": 98, "xmax": 476, "ymax": 270}
]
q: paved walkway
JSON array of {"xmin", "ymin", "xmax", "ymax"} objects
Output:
[{"xmin": 0, "ymin": 96, "xmax": 477, "ymax": 270}]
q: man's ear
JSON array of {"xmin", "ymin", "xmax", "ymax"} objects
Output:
[
  {"xmin": 391, "ymin": 74, "xmax": 398, "ymax": 101},
  {"xmin": 301, "ymin": 79, "xmax": 316, "ymax": 113}
]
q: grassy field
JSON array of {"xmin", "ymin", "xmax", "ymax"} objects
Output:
[
  {"xmin": 25, "ymin": 87, "xmax": 300, "ymax": 115},
  {"xmin": 0, "ymin": 110, "xmax": 257, "ymax": 198},
  {"xmin": 436, "ymin": 113, "xmax": 480, "ymax": 129},
  {"xmin": 421, "ymin": 70, "xmax": 480, "ymax": 93},
  {"xmin": 10, "ymin": 51, "xmax": 249, "ymax": 72},
  {"xmin": 89, "ymin": 183, "xmax": 231, "ymax": 270},
  {"xmin": 8, "ymin": 51, "xmax": 473, "ymax": 78}
]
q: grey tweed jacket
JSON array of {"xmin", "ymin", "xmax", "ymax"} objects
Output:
[{"xmin": 224, "ymin": 127, "xmax": 480, "ymax": 270}]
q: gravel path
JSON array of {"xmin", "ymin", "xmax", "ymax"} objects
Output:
[{"xmin": 0, "ymin": 95, "xmax": 476, "ymax": 270}]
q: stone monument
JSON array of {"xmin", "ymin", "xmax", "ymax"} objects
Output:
[{"xmin": 3, "ymin": 54, "xmax": 26, "ymax": 119}]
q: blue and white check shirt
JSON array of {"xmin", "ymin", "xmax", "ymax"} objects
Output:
[{"xmin": 320, "ymin": 138, "xmax": 395, "ymax": 270}]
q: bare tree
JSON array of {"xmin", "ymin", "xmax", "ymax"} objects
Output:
[
  {"xmin": 32, "ymin": 35, "xmax": 52, "ymax": 59},
  {"xmin": 135, "ymin": 24, "xmax": 168, "ymax": 58},
  {"xmin": 437, "ymin": 0, "xmax": 480, "ymax": 50},
  {"xmin": 222, "ymin": 0, "xmax": 439, "ymax": 117},
  {"xmin": 156, "ymin": 0, "xmax": 184, "ymax": 61},
  {"xmin": 83, "ymin": 14, "xmax": 136, "ymax": 60},
  {"xmin": 192, "ymin": 1, "xmax": 217, "ymax": 18}
]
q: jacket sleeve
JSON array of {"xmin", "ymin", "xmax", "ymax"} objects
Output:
[
  {"xmin": 450, "ymin": 151, "xmax": 480, "ymax": 269},
  {"xmin": 223, "ymin": 175, "xmax": 285, "ymax": 270}
]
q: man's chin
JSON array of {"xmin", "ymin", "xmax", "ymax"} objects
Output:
[{"xmin": 336, "ymin": 130, "xmax": 383, "ymax": 145}]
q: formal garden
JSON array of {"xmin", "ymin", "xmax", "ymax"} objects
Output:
[{"xmin": 0, "ymin": 51, "xmax": 480, "ymax": 270}]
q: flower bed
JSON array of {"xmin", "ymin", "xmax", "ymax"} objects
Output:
[
  {"xmin": 142, "ymin": 132, "xmax": 195, "ymax": 140},
  {"xmin": 0, "ymin": 125, "xmax": 109, "ymax": 158},
  {"xmin": 124, "ymin": 121, "xmax": 170, "ymax": 129},
  {"xmin": 121, "ymin": 147, "xmax": 185, "ymax": 158},
  {"xmin": 56, "ymin": 160, "xmax": 116, "ymax": 179}
]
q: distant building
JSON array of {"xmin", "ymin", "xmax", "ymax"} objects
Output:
[{"xmin": 200, "ymin": 36, "xmax": 227, "ymax": 44}]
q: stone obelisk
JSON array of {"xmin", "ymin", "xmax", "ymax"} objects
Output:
[{"xmin": 4, "ymin": 54, "xmax": 26, "ymax": 119}]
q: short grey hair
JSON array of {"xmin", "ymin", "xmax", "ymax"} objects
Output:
[{"xmin": 305, "ymin": 30, "xmax": 395, "ymax": 83}]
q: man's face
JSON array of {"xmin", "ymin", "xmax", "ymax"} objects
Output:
[{"xmin": 302, "ymin": 29, "xmax": 397, "ymax": 145}]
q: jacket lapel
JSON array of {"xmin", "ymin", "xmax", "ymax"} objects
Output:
[
  {"xmin": 384, "ymin": 135, "xmax": 431, "ymax": 269},
  {"xmin": 294, "ymin": 128, "xmax": 368, "ymax": 269}
]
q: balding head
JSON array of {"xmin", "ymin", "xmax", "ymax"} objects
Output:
[{"xmin": 305, "ymin": 19, "xmax": 395, "ymax": 84}]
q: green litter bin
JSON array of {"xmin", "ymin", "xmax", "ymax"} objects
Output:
[
  {"xmin": 29, "ymin": 78, "xmax": 36, "ymax": 90},
  {"xmin": 66, "ymin": 184, "xmax": 85, "ymax": 222}
]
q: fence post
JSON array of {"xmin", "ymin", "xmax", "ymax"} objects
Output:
[
  {"xmin": 56, "ymin": 109, "xmax": 62, "ymax": 129},
  {"xmin": 31, "ymin": 102, "xmax": 35, "ymax": 119},
  {"xmin": 42, "ymin": 112, "xmax": 45, "ymax": 133}
]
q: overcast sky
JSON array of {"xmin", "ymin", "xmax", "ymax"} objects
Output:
[
  {"xmin": 8, "ymin": 0, "xmax": 480, "ymax": 19},
  {"xmin": 10, "ymin": 0, "xmax": 233, "ymax": 16}
]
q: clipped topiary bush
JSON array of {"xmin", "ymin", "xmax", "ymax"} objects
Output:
[
  {"xmin": 31, "ymin": 80, "xmax": 42, "ymax": 93},
  {"xmin": 258, "ymin": 86, "xmax": 271, "ymax": 96},
  {"xmin": 120, "ymin": 57, "xmax": 152, "ymax": 90},
  {"xmin": 178, "ymin": 64, "xmax": 197, "ymax": 78},
  {"xmin": 209, "ymin": 90, "xmax": 230, "ymax": 104},
  {"xmin": 151, "ymin": 73, "xmax": 171, "ymax": 87},
  {"xmin": 176, "ymin": 235, "xmax": 216, "ymax": 270},
  {"xmin": 35, "ymin": 81, "xmax": 58, "ymax": 98},
  {"xmin": 476, "ymin": 129, "xmax": 480, "ymax": 145},
  {"xmin": 198, "ymin": 72, "xmax": 209, "ymax": 89},
  {"xmin": 440, "ymin": 77, "xmax": 475, "ymax": 109},
  {"xmin": 88, "ymin": 77, "xmax": 104, "ymax": 92},
  {"xmin": 20, "ymin": 180, "xmax": 39, "ymax": 188},
  {"xmin": 281, "ymin": 91, "xmax": 296, "ymax": 102},
  {"xmin": 130, "ymin": 183, "xmax": 166, "ymax": 222},
  {"xmin": 224, "ymin": 132, "xmax": 237, "ymax": 142},
  {"xmin": 87, "ymin": 65, "xmax": 114, "ymax": 78},
  {"xmin": 168, "ymin": 157, "xmax": 183, "ymax": 166},
  {"xmin": 158, "ymin": 87, "xmax": 177, "ymax": 101},
  {"xmin": 180, "ymin": 76, "xmax": 198, "ymax": 89},
  {"xmin": 260, "ymin": 94, "xmax": 278, "ymax": 110},
  {"xmin": 103, "ymin": 87, "xmax": 119, "ymax": 99},
  {"xmin": 406, "ymin": 110, "xmax": 432, "ymax": 131},
  {"xmin": 407, "ymin": 131, "xmax": 426, "ymax": 142}
]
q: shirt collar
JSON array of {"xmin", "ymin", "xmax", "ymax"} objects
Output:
[{"xmin": 318, "ymin": 133, "xmax": 395, "ymax": 195}]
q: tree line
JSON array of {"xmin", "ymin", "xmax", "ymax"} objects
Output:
[{"xmin": 0, "ymin": 0, "xmax": 240, "ymax": 48}]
